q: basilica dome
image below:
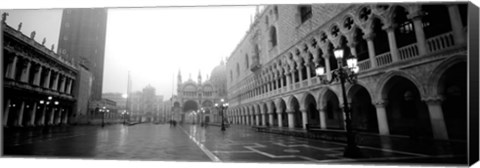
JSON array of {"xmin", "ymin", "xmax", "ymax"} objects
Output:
[{"xmin": 209, "ymin": 60, "xmax": 227, "ymax": 97}]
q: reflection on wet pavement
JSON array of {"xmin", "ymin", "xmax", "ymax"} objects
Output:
[{"xmin": 3, "ymin": 123, "xmax": 466, "ymax": 164}]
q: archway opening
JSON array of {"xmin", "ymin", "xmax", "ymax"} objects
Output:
[
  {"xmin": 305, "ymin": 94, "xmax": 319, "ymax": 126},
  {"xmin": 440, "ymin": 62, "xmax": 467, "ymax": 140},
  {"xmin": 349, "ymin": 85, "xmax": 378, "ymax": 133},
  {"xmin": 278, "ymin": 100, "xmax": 287, "ymax": 127},
  {"xmin": 384, "ymin": 76, "xmax": 432, "ymax": 138},
  {"xmin": 323, "ymin": 90, "xmax": 344, "ymax": 130},
  {"xmin": 290, "ymin": 97, "xmax": 302, "ymax": 128},
  {"xmin": 183, "ymin": 100, "xmax": 198, "ymax": 112}
]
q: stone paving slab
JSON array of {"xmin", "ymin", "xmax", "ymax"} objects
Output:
[{"xmin": 2, "ymin": 123, "xmax": 468, "ymax": 165}]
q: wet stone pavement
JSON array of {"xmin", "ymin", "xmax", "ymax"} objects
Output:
[{"xmin": 3, "ymin": 124, "xmax": 466, "ymax": 165}]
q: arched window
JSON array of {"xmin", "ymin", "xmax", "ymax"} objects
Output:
[
  {"xmin": 269, "ymin": 26, "xmax": 278, "ymax": 47},
  {"xmin": 393, "ymin": 6, "xmax": 416, "ymax": 48},
  {"xmin": 354, "ymin": 28, "xmax": 369, "ymax": 61},
  {"xmin": 245, "ymin": 54, "xmax": 249, "ymax": 69},
  {"xmin": 372, "ymin": 18, "xmax": 390, "ymax": 55}
]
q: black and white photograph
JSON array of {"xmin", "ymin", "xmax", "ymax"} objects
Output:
[{"xmin": 0, "ymin": 1, "xmax": 478, "ymax": 167}]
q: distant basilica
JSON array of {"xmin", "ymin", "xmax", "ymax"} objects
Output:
[{"xmin": 171, "ymin": 60, "xmax": 227, "ymax": 124}]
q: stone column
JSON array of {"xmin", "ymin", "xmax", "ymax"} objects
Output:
[
  {"xmin": 297, "ymin": 65, "xmax": 303, "ymax": 82},
  {"xmin": 448, "ymin": 5, "xmax": 466, "ymax": 46},
  {"xmin": 409, "ymin": 13, "xmax": 428, "ymax": 56},
  {"xmin": 323, "ymin": 54, "xmax": 332, "ymax": 79},
  {"xmin": 29, "ymin": 102, "xmax": 38, "ymax": 126},
  {"xmin": 52, "ymin": 72, "xmax": 59, "ymax": 91},
  {"xmin": 33, "ymin": 66, "xmax": 43, "ymax": 86},
  {"xmin": 250, "ymin": 114, "xmax": 255, "ymax": 125},
  {"xmin": 59, "ymin": 75, "xmax": 66, "ymax": 93},
  {"xmin": 7, "ymin": 56, "xmax": 18, "ymax": 79},
  {"xmin": 291, "ymin": 70, "xmax": 297, "ymax": 84},
  {"xmin": 318, "ymin": 107, "xmax": 327, "ymax": 129},
  {"xmin": 287, "ymin": 111, "xmax": 295, "ymax": 128},
  {"xmin": 375, "ymin": 101, "xmax": 390, "ymax": 135},
  {"xmin": 20, "ymin": 61, "xmax": 31, "ymax": 83},
  {"xmin": 262, "ymin": 113, "xmax": 267, "ymax": 126},
  {"xmin": 385, "ymin": 26, "xmax": 400, "ymax": 62},
  {"xmin": 285, "ymin": 72, "xmax": 291, "ymax": 91},
  {"xmin": 48, "ymin": 108, "xmax": 55, "ymax": 125},
  {"xmin": 16, "ymin": 101, "xmax": 25, "ymax": 127},
  {"xmin": 43, "ymin": 69, "xmax": 51, "ymax": 88},
  {"xmin": 66, "ymin": 78, "xmax": 73, "ymax": 94},
  {"xmin": 301, "ymin": 109, "xmax": 308, "ymax": 129},
  {"xmin": 349, "ymin": 43, "xmax": 358, "ymax": 56},
  {"xmin": 364, "ymin": 32, "xmax": 378, "ymax": 68},
  {"xmin": 39, "ymin": 105, "xmax": 47, "ymax": 126},
  {"xmin": 304, "ymin": 61, "xmax": 312, "ymax": 85},
  {"xmin": 425, "ymin": 99, "xmax": 449, "ymax": 140},
  {"xmin": 279, "ymin": 75, "xmax": 284, "ymax": 89},
  {"xmin": 63, "ymin": 109, "xmax": 69, "ymax": 124},
  {"xmin": 3, "ymin": 99, "xmax": 11, "ymax": 127},
  {"xmin": 256, "ymin": 114, "xmax": 260, "ymax": 126},
  {"xmin": 56, "ymin": 108, "xmax": 62, "ymax": 124},
  {"xmin": 276, "ymin": 113, "xmax": 282, "ymax": 127}
]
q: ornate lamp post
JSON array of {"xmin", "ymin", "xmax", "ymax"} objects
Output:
[
  {"xmin": 100, "ymin": 106, "xmax": 109, "ymax": 127},
  {"xmin": 215, "ymin": 99, "xmax": 229, "ymax": 131},
  {"xmin": 199, "ymin": 108, "xmax": 206, "ymax": 127},
  {"xmin": 314, "ymin": 47, "xmax": 361, "ymax": 158},
  {"xmin": 122, "ymin": 110, "xmax": 128, "ymax": 125}
]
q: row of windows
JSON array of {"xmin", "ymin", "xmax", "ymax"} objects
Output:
[{"xmin": 182, "ymin": 92, "xmax": 213, "ymax": 97}]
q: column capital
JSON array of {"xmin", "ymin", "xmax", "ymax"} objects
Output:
[
  {"xmin": 422, "ymin": 96, "xmax": 444, "ymax": 105},
  {"xmin": 407, "ymin": 10, "xmax": 424, "ymax": 20},
  {"xmin": 363, "ymin": 30, "xmax": 376, "ymax": 40},
  {"xmin": 347, "ymin": 41, "xmax": 357, "ymax": 49},
  {"xmin": 322, "ymin": 53, "xmax": 332, "ymax": 59},
  {"xmin": 382, "ymin": 22, "xmax": 397, "ymax": 31},
  {"xmin": 374, "ymin": 100, "xmax": 388, "ymax": 107}
]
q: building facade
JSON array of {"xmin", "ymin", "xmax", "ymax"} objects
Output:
[
  {"xmin": 2, "ymin": 15, "xmax": 78, "ymax": 127},
  {"xmin": 172, "ymin": 61, "xmax": 227, "ymax": 124},
  {"xmin": 225, "ymin": 4, "xmax": 467, "ymax": 141},
  {"xmin": 128, "ymin": 85, "xmax": 164, "ymax": 122},
  {"xmin": 57, "ymin": 8, "xmax": 108, "ymax": 101}
]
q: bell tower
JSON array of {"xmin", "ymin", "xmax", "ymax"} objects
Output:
[{"xmin": 177, "ymin": 69, "xmax": 182, "ymax": 92}]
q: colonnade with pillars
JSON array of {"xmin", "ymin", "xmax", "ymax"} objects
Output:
[
  {"xmin": 229, "ymin": 4, "xmax": 466, "ymax": 105},
  {"xmin": 4, "ymin": 51, "xmax": 76, "ymax": 95},
  {"xmin": 3, "ymin": 97, "xmax": 72, "ymax": 127}
]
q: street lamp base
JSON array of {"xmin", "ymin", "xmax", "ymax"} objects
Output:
[
  {"xmin": 221, "ymin": 127, "xmax": 226, "ymax": 131},
  {"xmin": 343, "ymin": 145, "xmax": 362, "ymax": 158}
]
